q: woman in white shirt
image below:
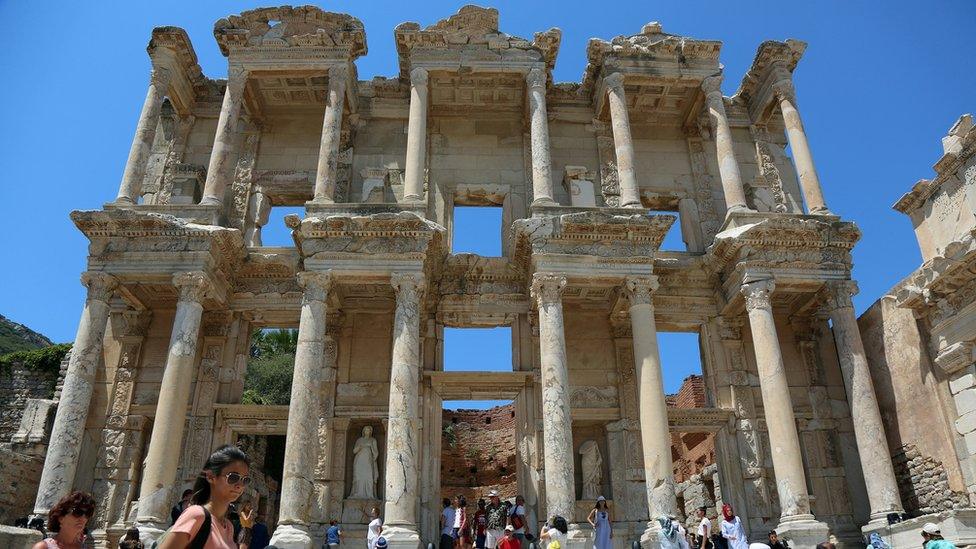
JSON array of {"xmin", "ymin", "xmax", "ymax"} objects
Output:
[
  {"xmin": 719, "ymin": 504, "xmax": 748, "ymax": 549},
  {"xmin": 367, "ymin": 507, "xmax": 383, "ymax": 549}
]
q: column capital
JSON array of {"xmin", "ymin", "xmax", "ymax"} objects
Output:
[
  {"xmin": 409, "ymin": 67, "xmax": 429, "ymax": 88},
  {"xmin": 80, "ymin": 272, "xmax": 119, "ymax": 303},
  {"xmin": 820, "ymin": 280, "xmax": 858, "ymax": 313},
  {"xmin": 392, "ymin": 272, "xmax": 426, "ymax": 304},
  {"xmin": 701, "ymin": 75, "xmax": 723, "ymax": 98},
  {"xmin": 328, "ymin": 64, "xmax": 349, "ymax": 88},
  {"xmin": 623, "ymin": 276, "xmax": 659, "ymax": 306},
  {"xmin": 226, "ymin": 65, "xmax": 249, "ymax": 95},
  {"xmin": 741, "ymin": 278, "xmax": 775, "ymax": 312},
  {"xmin": 772, "ymin": 79, "xmax": 797, "ymax": 105},
  {"xmin": 604, "ymin": 72, "xmax": 626, "ymax": 94},
  {"xmin": 526, "ymin": 67, "xmax": 547, "ymax": 90},
  {"xmin": 173, "ymin": 271, "xmax": 211, "ymax": 304},
  {"xmin": 297, "ymin": 271, "xmax": 334, "ymax": 303},
  {"xmin": 148, "ymin": 65, "xmax": 173, "ymax": 89},
  {"xmin": 531, "ymin": 273, "xmax": 567, "ymax": 305}
]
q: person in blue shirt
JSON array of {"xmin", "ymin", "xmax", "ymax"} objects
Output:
[
  {"xmin": 250, "ymin": 515, "xmax": 271, "ymax": 549},
  {"xmin": 326, "ymin": 519, "xmax": 344, "ymax": 548},
  {"xmin": 921, "ymin": 523, "xmax": 957, "ymax": 549}
]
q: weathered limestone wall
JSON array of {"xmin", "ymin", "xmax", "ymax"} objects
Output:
[
  {"xmin": 858, "ymin": 295, "xmax": 969, "ymax": 513},
  {"xmin": 0, "ymin": 362, "xmax": 61, "ymax": 442},
  {"xmin": 440, "ymin": 405, "xmax": 517, "ymax": 503},
  {"xmin": 0, "ymin": 449, "xmax": 45, "ymax": 523}
]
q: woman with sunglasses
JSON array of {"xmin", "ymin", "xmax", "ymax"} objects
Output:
[
  {"xmin": 159, "ymin": 445, "xmax": 250, "ymax": 549},
  {"xmin": 33, "ymin": 491, "xmax": 95, "ymax": 549}
]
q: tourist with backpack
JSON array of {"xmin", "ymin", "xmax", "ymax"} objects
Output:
[{"xmin": 157, "ymin": 445, "xmax": 250, "ymax": 549}]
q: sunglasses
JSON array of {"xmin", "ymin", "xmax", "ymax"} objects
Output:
[
  {"xmin": 69, "ymin": 507, "xmax": 93, "ymax": 518},
  {"xmin": 224, "ymin": 472, "xmax": 252, "ymax": 486}
]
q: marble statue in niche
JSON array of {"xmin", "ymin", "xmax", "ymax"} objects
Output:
[
  {"xmin": 350, "ymin": 425, "xmax": 379, "ymax": 499},
  {"xmin": 580, "ymin": 439, "xmax": 603, "ymax": 500}
]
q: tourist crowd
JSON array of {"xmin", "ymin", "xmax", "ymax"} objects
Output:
[{"xmin": 14, "ymin": 444, "xmax": 962, "ymax": 549}]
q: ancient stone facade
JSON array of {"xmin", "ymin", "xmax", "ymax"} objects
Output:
[
  {"xmin": 858, "ymin": 113, "xmax": 976, "ymax": 546},
  {"xmin": 18, "ymin": 6, "xmax": 930, "ymax": 549}
]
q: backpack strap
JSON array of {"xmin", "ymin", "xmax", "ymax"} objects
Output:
[{"xmin": 188, "ymin": 506, "xmax": 212, "ymax": 549}]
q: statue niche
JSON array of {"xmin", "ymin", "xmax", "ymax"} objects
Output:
[{"xmin": 349, "ymin": 424, "xmax": 380, "ymax": 499}]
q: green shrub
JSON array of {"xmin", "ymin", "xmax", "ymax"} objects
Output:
[{"xmin": 0, "ymin": 343, "xmax": 71, "ymax": 377}]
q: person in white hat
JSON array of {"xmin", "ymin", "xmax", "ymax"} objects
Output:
[
  {"xmin": 921, "ymin": 522, "xmax": 957, "ymax": 549},
  {"xmin": 497, "ymin": 525, "xmax": 520, "ymax": 549},
  {"xmin": 484, "ymin": 490, "xmax": 506, "ymax": 549},
  {"xmin": 586, "ymin": 496, "xmax": 613, "ymax": 549}
]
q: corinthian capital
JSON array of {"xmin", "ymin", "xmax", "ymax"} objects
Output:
[
  {"xmin": 328, "ymin": 64, "xmax": 349, "ymax": 90},
  {"xmin": 624, "ymin": 276, "xmax": 659, "ymax": 306},
  {"xmin": 821, "ymin": 281, "xmax": 858, "ymax": 313},
  {"xmin": 392, "ymin": 272, "xmax": 425, "ymax": 306},
  {"xmin": 148, "ymin": 65, "xmax": 172, "ymax": 89},
  {"xmin": 740, "ymin": 279, "xmax": 775, "ymax": 312},
  {"xmin": 701, "ymin": 75, "xmax": 723, "ymax": 98},
  {"xmin": 772, "ymin": 80, "xmax": 797, "ymax": 105},
  {"xmin": 81, "ymin": 272, "xmax": 119, "ymax": 303},
  {"xmin": 530, "ymin": 273, "xmax": 567, "ymax": 305},
  {"xmin": 173, "ymin": 271, "xmax": 211, "ymax": 304},
  {"xmin": 525, "ymin": 68, "xmax": 547, "ymax": 90},
  {"xmin": 297, "ymin": 271, "xmax": 334, "ymax": 303},
  {"xmin": 410, "ymin": 67, "xmax": 429, "ymax": 88},
  {"xmin": 603, "ymin": 72, "xmax": 626, "ymax": 95},
  {"xmin": 226, "ymin": 65, "xmax": 249, "ymax": 95}
]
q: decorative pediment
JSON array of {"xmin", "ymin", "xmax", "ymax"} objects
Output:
[
  {"xmin": 393, "ymin": 5, "xmax": 561, "ymax": 80},
  {"xmin": 214, "ymin": 6, "xmax": 367, "ymax": 59}
]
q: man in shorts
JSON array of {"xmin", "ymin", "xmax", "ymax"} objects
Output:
[{"xmin": 484, "ymin": 490, "xmax": 506, "ymax": 549}]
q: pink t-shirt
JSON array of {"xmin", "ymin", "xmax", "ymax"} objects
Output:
[{"xmin": 171, "ymin": 505, "xmax": 237, "ymax": 549}]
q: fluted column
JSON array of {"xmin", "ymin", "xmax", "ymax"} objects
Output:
[
  {"xmin": 741, "ymin": 279, "xmax": 828, "ymax": 544},
  {"xmin": 701, "ymin": 76, "xmax": 749, "ymax": 213},
  {"xmin": 200, "ymin": 67, "xmax": 247, "ymax": 207},
  {"xmin": 772, "ymin": 81, "xmax": 830, "ymax": 215},
  {"xmin": 116, "ymin": 66, "xmax": 172, "ymax": 204},
  {"xmin": 403, "ymin": 68, "xmax": 429, "ymax": 203},
  {"xmin": 604, "ymin": 73, "xmax": 641, "ymax": 208},
  {"xmin": 530, "ymin": 274, "xmax": 576, "ymax": 523},
  {"xmin": 526, "ymin": 68, "xmax": 556, "ymax": 206},
  {"xmin": 271, "ymin": 272, "xmax": 334, "ymax": 548},
  {"xmin": 33, "ymin": 273, "xmax": 118, "ymax": 517},
  {"xmin": 382, "ymin": 273, "xmax": 425, "ymax": 548},
  {"xmin": 136, "ymin": 272, "xmax": 210, "ymax": 540},
  {"xmin": 624, "ymin": 277, "xmax": 678, "ymax": 540},
  {"xmin": 822, "ymin": 281, "xmax": 904, "ymax": 524},
  {"xmin": 311, "ymin": 66, "xmax": 348, "ymax": 204}
]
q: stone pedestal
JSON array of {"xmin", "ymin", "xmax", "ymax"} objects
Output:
[
  {"xmin": 135, "ymin": 272, "xmax": 210, "ymax": 543},
  {"xmin": 33, "ymin": 272, "xmax": 118, "ymax": 518},
  {"xmin": 311, "ymin": 65, "xmax": 348, "ymax": 204},
  {"xmin": 862, "ymin": 509, "xmax": 976, "ymax": 548},
  {"xmin": 403, "ymin": 68, "xmax": 428, "ymax": 203},
  {"xmin": 116, "ymin": 67, "xmax": 172, "ymax": 204},
  {"xmin": 527, "ymin": 68, "xmax": 556, "ymax": 206},
  {"xmin": 382, "ymin": 273, "xmax": 425, "ymax": 549},
  {"xmin": 530, "ymin": 274, "xmax": 578, "ymax": 537},
  {"xmin": 270, "ymin": 272, "xmax": 334, "ymax": 549},
  {"xmin": 823, "ymin": 282, "xmax": 904, "ymax": 527},
  {"xmin": 604, "ymin": 73, "xmax": 641, "ymax": 208},
  {"xmin": 201, "ymin": 67, "xmax": 246, "ymax": 207}
]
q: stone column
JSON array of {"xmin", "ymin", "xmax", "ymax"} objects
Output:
[
  {"xmin": 200, "ymin": 67, "xmax": 247, "ymax": 207},
  {"xmin": 740, "ymin": 279, "xmax": 828, "ymax": 545},
  {"xmin": 136, "ymin": 272, "xmax": 210, "ymax": 541},
  {"xmin": 529, "ymin": 274, "xmax": 576, "ymax": 525},
  {"xmin": 701, "ymin": 76, "xmax": 749, "ymax": 214},
  {"xmin": 311, "ymin": 65, "xmax": 348, "ymax": 204},
  {"xmin": 271, "ymin": 272, "xmax": 334, "ymax": 548},
  {"xmin": 822, "ymin": 281, "xmax": 904, "ymax": 524},
  {"xmin": 403, "ymin": 68, "xmax": 429, "ymax": 203},
  {"xmin": 116, "ymin": 66, "xmax": 172, "ymax": 204},
  {"xmin": 32, "ymin": 273, "xmax": 118, "ymax": 517},
  {"xmin": 772, "ymin": 81, "xmax": 830, "ymax": 215},
  {"xmin": 604, "ymin": 73, "xmax": 641, "ymax": 208},
  {"xmin": 382, "ymin": 273, "xmax": 425, "ymax": 548},
  {"xmin": 624, "ymin": 276, "xmax": 678, "ymax": 542},
  {"xmin": 526, "ymin": 68, "xmax": 556, "ymax": 206}
]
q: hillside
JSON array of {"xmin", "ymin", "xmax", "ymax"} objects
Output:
[{"xmin": 0, "ymin": 314, "xmax": 53, "ymax": 355}]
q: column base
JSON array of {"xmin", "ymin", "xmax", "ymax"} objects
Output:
[
  {"xmin": 639, "ymin": 521, "xmax": 665, "ymax": 549},
  {"xmin": 307, "ymin": 196, "xmax": 336, "ymax": 206},
  {"xmin": 198, "ymin": 195, "xmax": 222, "ymax": 207},
  {"xmin": 134, "ymin": 521, "xmax": 167, "ymax": 546},
  {"xmin": 380, "ymin": 523, "xmax": 422, "ymax": 549},
  {"xmin": 564, "ymin": 522, "xmax": 589, "ymax": 549},
  {"xmin": 113, "ymin": 197, "xmax": 135, "ymax": 206},
  {"xmin": 269, "ymin": 523, "xmax": 314, "ymax": 549},
  {"xmin": 774, "ymin": 515, "xmax": 830, "ymax": 548},
  {"xmin": 810, "ymin": 206, "xmax": 834, "ymax": 216},
  {"xmin": 531, "ymin": 197, "xmax": 558, "ymax": 208}
]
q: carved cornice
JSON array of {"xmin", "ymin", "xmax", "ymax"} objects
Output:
[
  {"xmin": 733, "ymin": 39, "xmax": 806, "ymax": 107},
  {"xmin": 213, "ymin": 6, "xmax": 367, "ymax": 59},
  {"xmin": 289, "ymin": 211, "xmax": 446, "ymax": 260},
  {"xmin": 530, "ymin": 273, "xmax": 567, "ymax": 305},
  {"xmin": 894, "ymin": 230, "xmax": 976, "ymax": 321},
  {"xmin": 741, "ymin": 278, "xmax": 775, "ymax": 312},
  {"xmin": 894, "ymin": 114, "xmax": 976, "ymax": 216},
  {"xmin": 81, "ymin": 272, "xmax": 119, "ymax": 303},
  {"xmin": 148, "ymin": 26, "xmax": 208, "ymax": 103},
  {"xmin": 933, "ymin": 341, "xmax": 976, "ymax": 376}
]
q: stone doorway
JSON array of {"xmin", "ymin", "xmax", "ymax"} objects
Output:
[{"xmin": 440, "ymin": 401, "xmax": 517, "ymax": 505}]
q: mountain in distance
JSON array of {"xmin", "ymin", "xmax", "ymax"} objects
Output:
[{"xmin": 0, "ymin": 314, "xmax": 53, "ymax": 355}]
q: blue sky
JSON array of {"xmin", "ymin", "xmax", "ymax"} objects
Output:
[{"xmin": 1, "ymin": 2, "xmax": 973, "ymax": 408}]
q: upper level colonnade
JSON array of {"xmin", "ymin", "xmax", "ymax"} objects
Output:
[{"xmin": 111, "ymin": 5, "xmax": 832, "ymax": 250}]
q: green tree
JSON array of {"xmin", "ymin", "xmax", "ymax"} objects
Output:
[{"xmin": 242, "ymin": 329, "xmax": 297, "ymax": 405}]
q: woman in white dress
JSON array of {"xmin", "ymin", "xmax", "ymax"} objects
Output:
[
  {"xmin": 351, "ymin": 426, "xmax": 379, "ymax": 499},
  {"xmin": 719, "ymin": 504, "xmax": 748, "ymax": 549}
]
